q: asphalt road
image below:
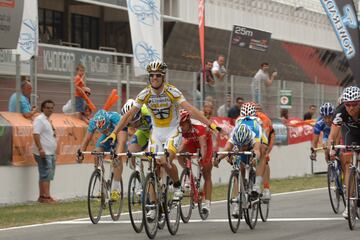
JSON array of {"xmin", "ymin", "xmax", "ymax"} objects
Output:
[{"xmin": 1, "ymin": 188, "xmax": 359, "ymax": 240}]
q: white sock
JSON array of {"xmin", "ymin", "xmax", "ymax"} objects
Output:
[
  {"xmin": 255, "ymin": 176, "xmax": 262, "ymax": 187},
  {"xmin": 112, "ymin": 180, "xmax": 121, "ymax": 191}
]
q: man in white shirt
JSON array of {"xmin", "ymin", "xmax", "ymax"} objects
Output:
[
  {"xmin": 212, "ymin": 55, "xmax": 227, "ymax": 82},
  {"xmin": 217, "ymin": 93, "xmax": 232, "ymax": 117},
  {"xmin": 32, "ymin": 100, "xmax": 57, "ymax": 203},
  {"xmin": 252, "ymin": 62, "xmax": 278, "ymax": 104}
]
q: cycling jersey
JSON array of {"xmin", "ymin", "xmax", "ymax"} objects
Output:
[
  {"xmin": 314, "ymin": 117, "xmax": 331, "ymax": 140},
  {"xmin": 235, "ymin": 116, "xmax": 268, "ymax": 145},
  {"xmin": 332, "ymin": 103, "xmax": 360, "ymax": 145},
  {"xmin": 134, "ymin": 83, "xmax": 185, "ymax": 128},
  {"xmin": 88, "ymin": 111, "xmax": 125, "ymax": 150},
  {"xmin": 181, "ymin": 122, "xmax": 213, "ymax": 166},
  {"xmin": 130, "ymin": 105, "xmax": 152, "ymax": 150}
]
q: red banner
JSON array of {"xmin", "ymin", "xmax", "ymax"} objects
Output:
[
  {"xmin": 198, "ymin": 0, "xmax": 205, "ymax": 74},
  {"xmin": 211, "ymin": 116, "xmax": 235, "ymax": 151},
  {"xmin": 286, "ymin": 118, "xmax": 314, "ymax": 144}
]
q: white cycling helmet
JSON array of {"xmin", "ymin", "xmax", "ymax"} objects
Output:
[
  {"xmin": 146, "ymin": 60, "xmax": 167, "ymax": 74},
  {"xmin": 341, "ymin": 86, "xmax": 360, "ymax": 102},
  {"xmin": 121, "ymin": 99, "xmax": 141, "ymax": 123},
  {"xmin": 319, "ymin": 102, "xmax": 334, "ymax": 117},
  {"xmin": 240, "ymin": 102, "xmax": 256, "ymax": 117}
]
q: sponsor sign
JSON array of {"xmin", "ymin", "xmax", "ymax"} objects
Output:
[
  {"xmin": 287, "ymin": 118, "xmax": 314, "ymax": 144},
  {"xmin": 211, "ymin": 117, "xmax": 235, "ymax": 151},
  {"xmin": 279, "ymin": 89, "xmax": 292, "ymax": 109},
  {"xmin": 231, "ymin": 25, "xmax": 271, "ymax": 52},
  {"xmin": 272, "ymin": 119, "xmax": 288, "ymax": 145},
  {"xmin": 0, "ymin": 0, "xmax": 24, "ymax": 49},
  {"xmin": 37, "ymin": 44, "xmax": 116, "ymax": 79},
  {"xmin": 320, "ymin": 0, "xmax": 360, "ymax": 85}
]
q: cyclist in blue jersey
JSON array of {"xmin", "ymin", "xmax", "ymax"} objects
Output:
[
  {"xmin": 215, "ymin": 103, "xmax": 267, "ymax": 197},
  {"xmin": 77, "ymin": 109, "xmax": 128, "ymax": 201},
  {"xmin": 310, "ymin": 102, "xmax": 334, "ymax": 162}
]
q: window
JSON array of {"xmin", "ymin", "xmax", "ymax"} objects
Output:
[
  {"xmin": 38, "ymin": 8, "xmax": 63, "ymax": 43},
  {"xmin": 71, "ymin": 14, "xmax": 99, "ymax": 49}
]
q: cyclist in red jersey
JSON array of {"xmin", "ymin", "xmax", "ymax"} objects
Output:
[{"xmin": 177, "ymin": 109, "xmax": 213, "ymax": 214}]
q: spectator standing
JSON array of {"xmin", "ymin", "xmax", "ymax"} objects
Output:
[
  {"xmin": 32, "ymin": 100, "xmax": 57, "ymax": 203},
  {"xmin": 217, "ymin": 93, "xmax": 232, "ymax": 117},
  {"xmin": 197, "ymin": 60, "xmax": 215, "ymax": 98},
  {"xmin": 251, "ymin": 62, "xmax": 277, "ymax": 104},
  {"xmin": 211, "ymin": 55, "xmax": 227, "ymax": 82},
  {"xmin": 8, "ymin": 79, "xmax": 37, "ymax": 118},
  {"xmin": 280, "ymin": 108, "xmax": 289, "ymax": 124},
  {"xmin": 201, "ymin": 101, "xmax": 215, "ymax": 120},
  {"xmin": 303, "ymin": 104, "xmax": 316, "ymax": 120},
  {"xmin": 62, "ymin": 87, "xmax": 91, "ymax": 113},
  {"xmin": 74, "ymin": 64, "xmax": 89, "ymax": 113},
  {"xmin": 228, "ymin": 97, "xmax": 244, "ymax": 119}
]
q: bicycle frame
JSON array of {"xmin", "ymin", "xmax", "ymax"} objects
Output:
[{"xmin": 178, "ymin": 152, "xmax": 201, "ymax": 202}]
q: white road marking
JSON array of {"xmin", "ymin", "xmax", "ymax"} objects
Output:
[{"xmin": 0, "ymin": 187, "xmax": 330, "ymax": 232}]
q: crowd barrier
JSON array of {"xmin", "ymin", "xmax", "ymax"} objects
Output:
[{"xmin": 0, "ymin": 113, "xmax": 316, "ymax": 166}]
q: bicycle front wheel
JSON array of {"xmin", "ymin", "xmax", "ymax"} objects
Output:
[
  {"xmin": 164, "ymin": 177, "xmax": 181, "ymax": 235},
  {"xmin": 109, "ymin": 175, "xmax": 124, "ymax": 221},
  {"xmin": 246, "ymin": 171, "xmax": 259, "ymax": 229},
  {"xmin": 327, "ymin": 164, "xmax": 340, "ymax": 213},
  {"xmin": 180, "ymin": 168, "xmax": 193, "ymax": 223},
  {"xmin": 259, "ymin": 198, "xmax": 270, "ymax": 222},
  {"xmin": 87, "ymin": 169, "xmax": 104, "ymax": 224},
  {"xmin": 143, "ymin": 173, "xmax": 159, "ymax": 239},
  {"xmin": 347, "ymin": 168, "xmax": 359, "ymax": 230},
  {"xmin": 227, "ymin": 170, "xmax": 241, "ymax": 233},
  {"xmin": 128, "ymin": 171, "xmax": 143, "ymax": 233}
]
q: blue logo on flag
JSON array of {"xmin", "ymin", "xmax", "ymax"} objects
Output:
[
  {"xmin": 135, "ymin": 41, "xmax": 160, "ymax": 70},
  {"xmin": 128, "ymin": 0, "xmax": 160, "ymax": 26},
  {"xmin": 18, "ymin": 19, "xmax": 37, "ymax": 56}
]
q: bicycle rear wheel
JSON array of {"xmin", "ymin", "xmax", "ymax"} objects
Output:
[
  {"xmin": 164, "ymin": 177, "xmax": 181, "ymax": 235},
  {"xmin": 347, "ymin": 168, "xmax": 359, "ymax": 230},
  {"xmin": 128, "ymin": 171, "xmax": 144, "ymax": 233},
  {"xmin": 246, "ymin": 170, "xmax": 259, "ymax": 229},
  {"xmin": 109, "ymin": 174, "xmax": 123, "ymax": 221},
  {"xmin": 327, "ymin": 164, "xmax": 340, "ymax": 213},
  {"xmin": 180, "ymin": 168, "xmax": 193, "ymax": 223},
  {"xmin": 259, "ymin": 199, "xmax": 270, "ymax": 222},
  {"xmin": 143, "ymin": 173, "xmax": 159, "ymax": 239},
  {"xmin": 227, "ymin": 170, "xmax": 241, "ymax": 233},
  {"xmin": 197, "ymin": 176, "xmax": 209, "ymax": 220},
  {"xmin": 87, "ymin": 169, "xmax": 104, "ymax": 224}
]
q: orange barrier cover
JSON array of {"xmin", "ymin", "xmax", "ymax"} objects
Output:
[{"xmin": 0, "ymin": 112, "xmax": 99, "ymax": 166}]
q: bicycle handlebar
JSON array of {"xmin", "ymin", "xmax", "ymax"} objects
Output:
[
  {"xmin": 215, "ymin": 151, "xmax": 254, "ymax": 156},
  {"xmin": 334, "ymin": 145, "xmax": 360, "ymax": 151}
]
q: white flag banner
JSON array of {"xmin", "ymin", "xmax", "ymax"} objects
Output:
[
  {"xmin": 127, "ymin": 0, "xmax": 162, "ymax": 76},
  {"xmin": 13, "ymin": 0, "xmax": 38, "ymax": 61}
]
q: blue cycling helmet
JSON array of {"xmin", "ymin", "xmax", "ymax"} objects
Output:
[
  {"xmin": 319, "ymin": 102, "xmax": 334, "ymax": 117},
  {"xmin": 93, "ymin": 109, "xmax": 110, "ymax": 130},
  {"xmin": 233, "ymin": 124, "xmax": 253, "ymax": 146}
]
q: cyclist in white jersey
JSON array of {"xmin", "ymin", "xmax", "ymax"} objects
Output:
[{"xmin": 102, "ymin": 60, "xmax": 222, "ymax": 220}]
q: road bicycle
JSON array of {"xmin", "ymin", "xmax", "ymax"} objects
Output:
[
  {"xmin": 178, "ymin": 151, "xmax": 209, "ymax": 223},
  {"xmin": 140, "ymin": 150, "xmax": 181, "ymax": 239},
  {"xmin": 126, "ymin": 151, "xmax": 148, "ymax": 233},
  {"xmin": 312, "ymin": 147, "xmax": 346, "ymax": 214},
  {"xmin": 334, "ymin": 144, "xmax": 360, "ymax": 230},
  {"xmin": 214, "ymin": 150, "xmax": 259, "ymax": 233},
  {"xmin": 77, "ymin": 149, "xmax": 125, "ymax": 224}
]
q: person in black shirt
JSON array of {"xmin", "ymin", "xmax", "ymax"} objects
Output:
[
  {"xmin": 303, "ymin": 104, "xmax": 316, "ymax": 120},
  {"xmin": 228, "ymin": 97, "xmax": 244, "ymax": 119},
  {"xmin": 327, "ymin": 86, "xmax": 360, "ymax": 219}
]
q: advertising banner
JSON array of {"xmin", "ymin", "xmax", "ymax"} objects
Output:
[
  {"xmin": 211, "ymin": 116, "xmax": 235, "ymax": 151},
  {"xmin": 287, "ymin": 118, "xmax": 314, "ymax": 145},
  {"xmin": 272, "ymin": 119, "xmax": 288, "ymax": 145},
  {"xmin": 231, "ymin": 25, "xmax": 271, "ymax": 52},
  {"xmin": 13, "ymin": 0, "xmax": 38, "ymax": 61},
  {"xmin": 127, "ymin": 0, "xmax": 162, "ymax": 76},
  {"xmin": 320, "ymin": 0, "xmax": 360, "ymax": 86},
  {"xmin": 0, "ymin": 115, "xmax": 12, "ymax": 165},
  {"xmin": 0, "ymin": 0, "xmax": 24, "ymax": 49},
  {"xmin": 0, "ymin": 112, "xmax": 98, "ymax": 166}
]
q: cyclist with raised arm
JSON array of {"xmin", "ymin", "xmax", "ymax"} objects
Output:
[
  {"xmin": 177, "ymin": 109, "xmax": 213, "ymax": 214},
  {"xmin": 214, "ymin": 123, "xmax": 261, "ymax": 217},
  {"xmin": 251, "ymin": 102, "xmax": 275, "ymax": 200},
  {"xmin": 77, "ymin": 109, "xmax": 128, "ymax": 201},
  {"xmin": 327, "ymin": 86, "xmax": 360, "ymax": 218},
  {"xmin": 102, "ymin": 60, "xmax": 222, "ymax": 220},
  {"xmin": 310, "ymin": 102, "xmax": 334, "ymax": 162}
]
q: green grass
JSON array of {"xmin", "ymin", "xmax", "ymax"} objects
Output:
[{"xmin": 0, "ymin": 174, "xmax": 326, "ymax": 229}]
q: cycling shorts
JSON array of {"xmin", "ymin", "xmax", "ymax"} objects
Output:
[
  {"xmin": 130, "ymin": 129, "xmax": 150, "ymax": 151},
  {"xmin": 182, "ymin": 139, "xmax": 213, "ymax": 167},
  {"xmin": 149, "ymin": 126, "xmax": 182, "ymax": 155}
]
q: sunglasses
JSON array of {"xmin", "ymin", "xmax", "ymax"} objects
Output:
[
  {"xmin": 149, "ymin": 73, "xmax": 163, "ymax": 78},
  {"xmin": 344, "ymin": 102, "xmax": 360, "ymax": 107}
]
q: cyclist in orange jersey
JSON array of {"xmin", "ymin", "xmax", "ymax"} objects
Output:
[{"xmin": 250, "ymin": 102, "xmax": 275, "ymax": 200}]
